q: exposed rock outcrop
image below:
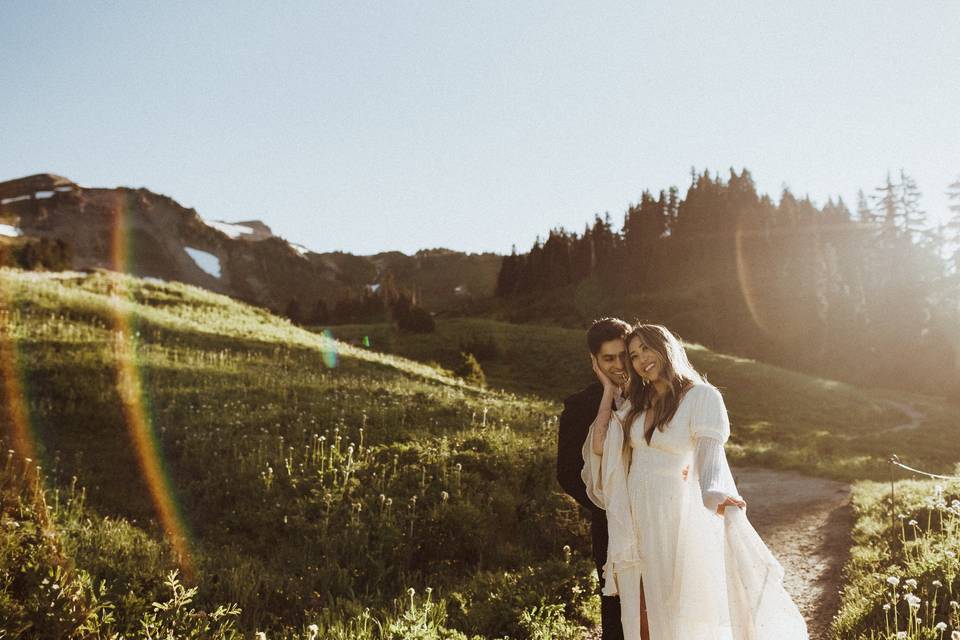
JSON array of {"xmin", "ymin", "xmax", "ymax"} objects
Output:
[{"xmin": 0, "ymin": 174, "xmax": 501, "ymax": 316}]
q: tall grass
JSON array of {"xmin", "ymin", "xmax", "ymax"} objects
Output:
[
  {"xmin": 4, "ymin": 269, "xmax": 960, "ymax": 637},
  {"xmin": 833, "ymin": 474, "xmax": 960, "ymax": 639},
  {"xmin": 325, "ymin": 319, "xmax": 960, "ymax": 482},
  {"xmin": 0, "ymin": 269, "xmax": 594, "ymax": 638}
]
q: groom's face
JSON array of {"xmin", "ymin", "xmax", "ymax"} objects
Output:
[{"xmin": 595, "ymin": 338, "xmax": 629, "ymax": 389}]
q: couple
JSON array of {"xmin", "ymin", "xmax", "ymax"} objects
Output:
[{"xmin": 557, "ymin": 319, "xmax": 808, "ymax": 640}]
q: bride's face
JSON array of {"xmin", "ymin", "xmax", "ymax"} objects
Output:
[{"xmin": 629, "ymin": 336, "xmax": 663, "ymax": 382}]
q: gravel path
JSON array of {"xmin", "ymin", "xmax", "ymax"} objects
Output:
[
  {"xmin": 583, "ymin": 467, "xmax": 852, "ymax": 640},
  {"xmin": 735, "ymin": 467, "xmax": 852, "ymax": 640}
]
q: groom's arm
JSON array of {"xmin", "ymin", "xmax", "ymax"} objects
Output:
[{"xmin": 556, "ymin": 398, "xmax": 599, "ymax": 512}]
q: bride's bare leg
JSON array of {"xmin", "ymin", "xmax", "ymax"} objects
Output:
[{"xmin": 640, "ymin": 578, "xmax": 649, "ymax": 640}]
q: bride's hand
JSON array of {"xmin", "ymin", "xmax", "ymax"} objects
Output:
[
  {"xmin": 716, "ymin": 496, "xmax": 746, "ymax": 515},
  {"xmin": 591, "ymin": 355, "xmax": 619, "ymax": 395}
]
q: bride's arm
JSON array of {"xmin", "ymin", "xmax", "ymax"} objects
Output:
[
  {"xmin": 591, "ymin": 403, "xmax": 613, "ymax": 455},
  {"xmin": 694, "ymin": 436, "xmax": 745, "ymax": 515},
  {"xmin": 589, "ymin": 356, "xmax": 617, "ymax": 455}
]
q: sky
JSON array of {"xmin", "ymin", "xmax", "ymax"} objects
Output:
[{"xmin": 1, "ymin": 1, "xmax": 958, "ymax": 256}]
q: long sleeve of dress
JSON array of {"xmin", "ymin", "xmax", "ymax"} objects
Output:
[
  {"xmin": 694, "ymin": 437, "xmax": 740, "ymax": 513},
  {"xmin": 581, "ymin": 405, "xmax": 643, "ymax": 596},
  {"xmin": 581, "ymin": 411, "xmax": 610, "ymax": 510},
  {"xmin": 689, "ymin": 385, "xmax": 741, "ymax": 513}
]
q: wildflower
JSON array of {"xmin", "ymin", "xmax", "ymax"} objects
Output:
[
  {"xmin": 933, "ymin": 580, "xmax": 943, "ymax": 587},
  {"xmin": 897, "ymin": 632, "xmax": 907, "ymax": 639},
  {"xmin": 935, "ymin": 622, "xmax": 947, "ymax": 631},
  {"xmin": 887, "ymin": 576, "xmax": 900, "ymax": 586},
  {"xmin": 905, "ymin": 578, "xmax": 918, "ymax": 589},
  {"xmin": 952, "ymin": 600, "xmax": 959, "ymax": 610},
  {"xmin": 905, "ymin": 593, "xmax": 921, "ymax": 609},
  {"xmin": 883, "ymin": 603, "xmax": 891, "ymax": 611},
  {"xmin": 256, "ymin": 633, "xmax": 267, "ymax": 640},
  {"xmin": 952, "ymin": 631, "xmax": 960, "ymax": 640},
  {"xmin": 440, "ymin": 491, "xmax": 449, "ymax": 502},
  {"xmin": 908, "ymin": 519, "xmax": 918, "ymax": 527}
]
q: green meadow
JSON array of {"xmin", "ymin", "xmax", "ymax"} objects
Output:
[
  {"xmin": 328, "ymin": 319, "xmax": 960, "ymax": 483},
  {"xmin": 2, "ymin": 268, "xmax": 960, "ymax": 639}
]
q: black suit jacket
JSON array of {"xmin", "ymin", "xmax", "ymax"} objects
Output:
[{"xmin": 557, "ymin": 382, "xmax": 614, "ymax": 571}]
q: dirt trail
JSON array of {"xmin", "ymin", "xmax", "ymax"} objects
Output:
[
  {"xmin": 584, "ymin": 468, "xmax": 852, "ymax": 640},
  {"xmin": 735, "ymin": 468, "xmax": 851, "ymax": 640},
  {"xmin": 879, "ymin": 400, "xmax": 925, "ymax": 434}
]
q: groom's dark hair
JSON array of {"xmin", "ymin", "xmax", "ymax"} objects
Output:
[{"xmin": 586, "ymin": 317, "xmax": 631, "ymax": 354}]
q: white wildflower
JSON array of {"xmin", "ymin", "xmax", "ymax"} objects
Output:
[{"xmin": 887, "ymin": 576, "xmax": 900, "ymax": 586}]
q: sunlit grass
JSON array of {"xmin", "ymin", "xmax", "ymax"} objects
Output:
[
  {"xmin": 0, "ymin": 268, "xmax": 593, "ymax": 638},
  {"xmin": 326, "ymin": 318, "xmax": 960, "ymax": 482},
  {"xmin": 833, "ymin": 475, "xmax": 960, "ymax": 639},
  {"xmin": 3, "ymin": 268, "xmax": 960, "ymax": 638}
]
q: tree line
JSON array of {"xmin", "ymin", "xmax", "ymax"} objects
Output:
[
  {"xmin": 286, "ymin": 271, "xmax": 435, "ymax": 333},
  {"xmin": 497, "ymin": 168, "xmax": 960, "ymax": 398}
]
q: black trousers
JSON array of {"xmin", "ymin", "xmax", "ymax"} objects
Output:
[{"xmin": 591, "ymin": 517, "xmax": 624, "ymax": 640}]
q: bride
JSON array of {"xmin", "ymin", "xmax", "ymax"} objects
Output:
[{"xmin": 582, "ymin": 324, "xmax": 808, "ymax": 640}]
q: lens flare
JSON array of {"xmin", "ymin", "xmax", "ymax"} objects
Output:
[
  {"xmin": 321, "ymin": 328, "xmax": 339, "ymax": 368},
  {"xmin": 0, "ymin": 300, "xmax": 36, "ymax": 465},
  {"xmin": 734, "ymin": 221, "xmax": 772, "ymax": 335},
  {"xmin": 0, "ymin": 273, "xmax": 55, "ymax": 533},
  {"xmin": 109, "ymin": 193, "xmax": 196, "ymax": 576}
]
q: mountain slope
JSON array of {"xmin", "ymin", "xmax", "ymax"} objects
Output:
[{"xmin": 0, "ymin": 174, "xmax": 502, "ymax": 315}]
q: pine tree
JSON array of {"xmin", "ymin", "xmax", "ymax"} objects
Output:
[{"xmin": 946, "ymin": 175, "xmax": 960, "ymax": 275}]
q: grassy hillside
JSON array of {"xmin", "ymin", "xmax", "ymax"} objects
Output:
[
  {"xmin": 326, "ymin": 319, "xmax": 960, "ymax": 482},
  {"xmin": 0, "ymin": 269, "xmax": 594, "ymax": 638},
  {"xmin": 4, "ymin": 268, "xmax": 960, "ymax": 638}
]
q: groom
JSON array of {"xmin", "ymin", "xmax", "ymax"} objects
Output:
[{"xmin": 557, "ymin": 317, "xmax": 647, "ymax": 640}]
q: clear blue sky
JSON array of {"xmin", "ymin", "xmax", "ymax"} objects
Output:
[{"xmin": 2, "ymin": 1, "xmax": 957, "ymax": 255}]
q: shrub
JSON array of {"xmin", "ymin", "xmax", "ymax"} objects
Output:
[
  {"xmin": 457, "ymin": 334, "xmax": 503, "ymax": 362},
  {"xmin": 453, "ymin": 352, "xmax": 485, "ymax": 387}
]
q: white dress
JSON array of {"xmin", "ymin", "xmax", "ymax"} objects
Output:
[{"xmin": 582, "ymin": 383, "xmax": 808, "ymax": 640}]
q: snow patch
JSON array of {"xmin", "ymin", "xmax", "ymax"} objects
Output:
[
  {"xmin": 185, "ymin": 247, "xmax": 222, "ymax": 279},
  {"xmin": 35, "ymin": 191, "xmax": 54, "ymax": 199},
  {"xmin": 205, "ymin": 219, "xmax": 255, "ymax": 239},
  {"xmin": 289, "ymin": 242, "xmax": 313, "ymax": 256},
  {"xmin": 143, "ymin": 276, "xmax": 167, "ymax": 285},
  {"xmin": 0, "ymin": 224, "xmax": 22, "ymax": 237}
]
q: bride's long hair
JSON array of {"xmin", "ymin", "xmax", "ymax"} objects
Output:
[{"xmin": 624, "ymin": 324, "xmax": 703, "ymax": 445}]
